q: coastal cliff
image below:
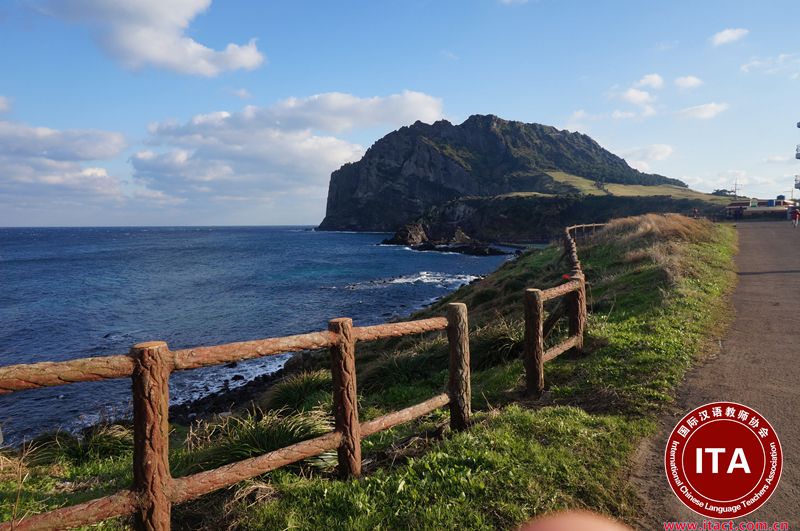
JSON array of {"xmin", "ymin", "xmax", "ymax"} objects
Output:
[
  {"xmin": 395, "ymin": 193, "xmax": 720, "ymax": 243},
  {"xmin": 318, "ymin": 114, "xmax": 685, "ymax": 232}
]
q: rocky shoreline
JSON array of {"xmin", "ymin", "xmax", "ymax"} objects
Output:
[
  {"xmin": 381, "ymin": 222, "xmax": 509, "ymax": 256},
  {"xmin": 168, "ymin": 350, "xmax": 327, "ymax": 424}
]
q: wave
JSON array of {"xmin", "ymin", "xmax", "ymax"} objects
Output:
[{"xmin": 344, "ymin": 271, "xmax": 481, "ymax": 290}]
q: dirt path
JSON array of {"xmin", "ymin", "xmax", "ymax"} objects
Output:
[{"xmin": 633, "ymin": 221, "xmax": 800, "ymax": 528}]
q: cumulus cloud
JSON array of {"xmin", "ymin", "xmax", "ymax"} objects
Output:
[
  {"xmin": 674, "ymin": 75, "xmax": 704, "ymax": 89},
  {"xmin": 0, "ymin": 96, "xmax": 9, "ymax": 112},
  {"xmin": 0, "ymin": 119, "xmax": 180, "ymax": 207},
  {"xmin": 676, "ymin": 102, "xmax": 729, "ymax": 119},
  {"xmin": 622, "ymin": 144, "xmax": 674, "ymax": 172},
  {"xmin": 620, "ymin": 88, "xmax": 654, "ymax": 105},
  {"xmin": 0, "ymin": 120, "xmax": 125, "ymax": 161},
  {"xmin": 634, "ymin": 73, "xmax": 664, "ymax": 89},
  {"xmin": 618, "ymin": 88, "xmax": 656, "ymax": 117},
  {"xmin": 132, "ymin": 90, "xmax": 445, "ymax": 205},
  {"xmin": 43, "ymin": 0, "xmax": 264, "ymax": 76},
  {"xmin": 255, "ymin": 90, "xmax": 445, "ymax": 133},
  {"xmin": 711, "ymin": 28, "xmax": 749, "ymax": 46}
]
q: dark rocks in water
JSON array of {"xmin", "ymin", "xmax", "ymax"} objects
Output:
[
  {"xmin": 411, "ymin": 242, "xmax": 507, "ymax": 256},
  {"xmin": 232, "ymin": 374, "xmax": 245, "ymax": 381},
  {"xmin": 381, "ymin": 222, "xmax": 428, "ymax": 245},
  {"xmin": 318, "ymin": 113, "xmax": 685, "ymax": 232},
  {"xmin": 169, "ymin": 366, "xmax": 288, "ymax": 425},
  {"xmin": 382, "ymin": 222, "xmax": 507, "ymax": 256}
]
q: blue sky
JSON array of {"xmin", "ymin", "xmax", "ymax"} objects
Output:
[{"xmin": 1, "ymin": 0, "xmax": 799, "ymax": 226}]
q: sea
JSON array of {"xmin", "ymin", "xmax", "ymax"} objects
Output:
[{"xmin": 0, "ymin": 226, "xmax": 509, "ymax": 445}]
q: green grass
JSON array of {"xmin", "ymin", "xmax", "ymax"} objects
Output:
[
  {"xmin": 547, "ymin": 171, "xmax": 609, "ymax": 196},
  {"xmin": 547, "ymin": 170, "xmax": 731, "ymax": 204},
  {"xmin": 0, "ymin": 214, "xmax": 737, "ymax": 530}
]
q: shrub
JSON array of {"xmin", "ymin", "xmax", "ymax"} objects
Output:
[
  {"xmin": 258, "ymin": 370, "xmax": 332, "ymax": 413},
  {"xmin": 25, "ymin": 424, "xmax": 133, "ymax": 466},
  {"xmin": 174, "ymin": 409, "xmax": 333, "ymax": 475}
]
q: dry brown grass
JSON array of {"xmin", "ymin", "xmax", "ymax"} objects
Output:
[
  {"xmin": 598, "ymin": 213, "xmax": 715, "ymax": 245},
  {"xmin": 593, "ymin": 214, "xmax": 716, "ymax": 284}
]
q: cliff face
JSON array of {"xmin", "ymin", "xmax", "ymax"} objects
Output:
[
  {"xmin": 318, "ymin": 114, "xmax": 685, "ymax": 231},
  {"xmin": 414, "ymin": 194, "xmax": 718, "ymax": 243}
]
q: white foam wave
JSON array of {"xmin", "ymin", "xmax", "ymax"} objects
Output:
[{"xmin": 345, "ymin": 271, "xmax": 480, "ymax": 290}]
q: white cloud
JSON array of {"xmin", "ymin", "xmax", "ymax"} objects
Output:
[
  {"xmin": 232, "ymin": 88, "xmax": 252, "ymax": 99},
  {"xmin": 618, "ymin": 87, "xmax": 657, "ymax": 118},
  {"xmin": 634, "ymin": 73, "xmax": 664, "ymax": 90},
  {"xmin": 622, "ymin": 144, "xmax": 674, "ymax": 172},
  {"xmin": 0, "ymin": 119, "xmax": 180, "ymax": 205},
  {"xmin": 0, "ymin": 120, "xmax": 125, "ymax": 161},
  {"xmin": 674, "ymin": 75, "xmax": 704, "ymax": 89},
  {"xmin": 162, "ymin": 90, "xmax": 443, "ymax": 135},
  {"xmin": 680, "ymin": 169, "xmax": 787, "ymax": 198},
  {"xmin": 133, "ymin": 90, "xmax": 445, "ymax": 202},
  {"xmin": 741, "ymin": 53, "xmax": 800, "ymax": 79},
  {"xmin": 676, "ymin": 102, "xmax": 729, "ymax": 119},
  {"xmin": 764, "ymin": 155, "xmax": 794, "ymax": 164},
  {"xmin": 711, "ymin": 28, "xmax": 749, "ymax": 46},
  {"xmin": 0, "ymin": 96, "xmax": 9, "ymax": 113},
  {"xmin": 43, "ymin": 0, "xmax": 264, "ymax": 76},
  {"xmin": 621, "ymin": 88, "xmax": 654, "ymax": 106}
]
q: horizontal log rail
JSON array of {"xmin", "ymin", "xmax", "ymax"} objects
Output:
[
  {"xmin": 0, "ymin": 319, "xmax": 449, "ymax": 395},
  {"xmin": 540, "ymin": 279, "xmax": 581, "ymax": 302},
  {"xmin": 0, "ymin": 309, "xmax": 463, "ymax": 531},
  {"xmin": 522, "ymin": 224, "xmax": 600, "ymax": 395}
]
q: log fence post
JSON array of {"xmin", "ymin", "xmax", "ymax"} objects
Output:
[
  {"xmin": 567, "ymin": 269, "xmax": 587, "ymax": 352},
  {"xmin": 328, "ymin": 318, "xmax": 361, "ymax": 478},
  {"xmin": 131, "ymin": 341, "xmax": 172, "ymax": 531},
  {"xmin": 523, "ymin": 289, "xmax": 545, "ymax": 396},
  {"xmin": 446, "ymin": 303, "xmax": 470, "ymax": 431}
]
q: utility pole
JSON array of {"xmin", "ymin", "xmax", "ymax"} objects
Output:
[{"xmin": 795, "ymin": 121, "xmax": 800, "ymax": 202}]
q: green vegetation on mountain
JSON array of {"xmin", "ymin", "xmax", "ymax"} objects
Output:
[{"xmin": 1, "ymin": 215, "xmax": 736, "ymax": 530}]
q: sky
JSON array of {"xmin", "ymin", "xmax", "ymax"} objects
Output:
[{"xmin": 1, "ymin": 0, "xmax": 799, "ymax": 226}]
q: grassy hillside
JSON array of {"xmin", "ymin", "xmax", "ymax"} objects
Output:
[
  {"xmin": 546, "ymin": 171, "xmax": 729, "ymax": 204},
  {"xmin": 0, "ymin": 215, "xmax": 737, "ymax": 530}
]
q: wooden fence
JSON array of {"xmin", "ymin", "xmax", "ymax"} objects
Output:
[{"xmin": 0, "ymin": 224, "xmax": 601, "ymax": 531}]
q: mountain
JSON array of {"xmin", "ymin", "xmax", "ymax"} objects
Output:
[{"xmin": 318, "ymin": 114, "xmax": 686, "ymax": 231}]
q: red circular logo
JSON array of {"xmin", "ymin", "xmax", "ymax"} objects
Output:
[{"xmin": 664, "ymin": 402, "xmax": 782, "ymax": 518}]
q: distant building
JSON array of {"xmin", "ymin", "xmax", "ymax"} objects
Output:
[{"xmin": 726, "ymin": 197, "xmax": 796, "ymax": 218}]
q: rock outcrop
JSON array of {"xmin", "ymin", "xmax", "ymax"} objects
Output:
[{"xmin": 318, "ymin": 114, "xmax": 685, "ymax": 232}]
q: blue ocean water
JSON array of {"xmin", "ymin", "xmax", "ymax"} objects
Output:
[{"xmin": 0, "ymin": 226, "xmax": 507, "ymax": 444}]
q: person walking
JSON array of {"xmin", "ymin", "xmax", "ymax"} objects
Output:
[{"xmin": 792, "ymin": 207, "xmax": 800, "ymax": 227}]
